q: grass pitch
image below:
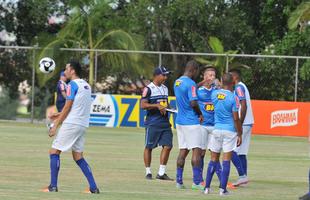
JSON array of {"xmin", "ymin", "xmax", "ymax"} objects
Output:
[{"xmin": 0, "ymin": 121, "xmax": 308, "ymax": 200}]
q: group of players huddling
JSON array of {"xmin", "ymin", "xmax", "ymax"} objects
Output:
[{"xmin": 141, "ymin": 60, "xmax": 254, "ymax": 196}]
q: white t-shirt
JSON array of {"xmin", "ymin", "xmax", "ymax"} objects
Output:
[{"xmin": 63, "ymin": 79, "xmax": 92, "ymax": 127}]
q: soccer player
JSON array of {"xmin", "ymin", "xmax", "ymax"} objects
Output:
[
  {"xmin": 43, "ymin": 60, "xmax": 99, "ymax": 194},
  {"xmin": 197, "ymin": 66, "xmax": 222, "ymax": 184},
  {"xmin": 229, "ymin": 69, "xmax": 254, "ymax": 187},
  {"xmin": 141, "ymin": 66, "xmax": 174, "ymax": 181},
  {"xmin": 56, "ymin": 71, "xmax": 67, "ymax": 112},
  {"xmin": 174, "ymin": 60, "xmax": 204, "ymax": 190},
  {"xmin": 204, "ymin": 73, "xmax": 242, "ymax": 196}
]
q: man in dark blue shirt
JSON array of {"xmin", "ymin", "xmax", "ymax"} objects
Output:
[
  {"xmin": 141, "ymin": 66, "xmax": 173, "ymax": 181},
  {"xmin": 56, "ymin": 71, "xmax": 67, "ymax": 112}
]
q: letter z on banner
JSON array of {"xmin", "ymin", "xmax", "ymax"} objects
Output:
[{"xmin": 271, "ymin": 108, "xmax": 298, "ymax": 128}]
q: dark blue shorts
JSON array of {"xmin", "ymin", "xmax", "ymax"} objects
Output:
[{"xmin": 145, "ymin": 125, "xmax": 173, "ymax": 149}]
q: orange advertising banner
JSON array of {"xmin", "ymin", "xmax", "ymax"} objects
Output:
[{"xmin": 252, "ymin": 100, "xmax": 310, "ymax": 137}]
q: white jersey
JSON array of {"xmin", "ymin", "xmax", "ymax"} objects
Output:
[
  {"xmin": 235, "ymin": 82, "xmax": 254, "ymax": 125},
  {"xmin": 63, "ymin": 79, "xmax": 92, "ymax": 127}
]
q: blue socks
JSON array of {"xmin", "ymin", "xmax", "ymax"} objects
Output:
[
  {"xmin": 220, "ymin": 160, "xmax": 231, "ymax": 191},
  {"xmin": 239, "ymin": 155, "xmax": 247, "ymax": 175},
  {"xmin": 193, "ymin": 166, "xmax": 201, "ymax": 185},
  {"xmin": 200, "ymin": 155, "xmax": 205, "ymax": 182},
  {"xmin": 176, "ymin": 167, "xmax": 184, "ymax": 184},
  {"xmin": 215, "ymin": 161, "xmax": 222, "ymax": 181},
  {"xmin": 205, "ymin": 161, "xmax": 216, "ymax": 188},
  {"xmin": 50, "ymin": 154, "xmax": 60, "ymax": 187},
  {"xmin": 231, "ymin": 151, "xmax": 245, "ymax": 176},
  {"xmin": 76, "ymin": 158, "xmax": 97, "ymax": 190}
]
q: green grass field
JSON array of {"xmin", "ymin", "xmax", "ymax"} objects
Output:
[{"xmin": 0, "ymin": 121, "xmax": 309, "ymax": 200}]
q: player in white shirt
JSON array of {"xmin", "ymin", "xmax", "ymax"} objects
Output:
[
  {"xmin": 229, "ymin": 69, "xmax": 254, "ymax": 187},
  {"xmin": 43, "ymin": 60, "xmax": 99, "ymax": 194}
]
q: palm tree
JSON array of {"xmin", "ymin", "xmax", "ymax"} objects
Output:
[
  {"xmin": 195, "ymin": 36, "xmax": 248, "ymax": 76},
  {"xmin": 288, "ymin": 1, "xmax": 310, "ymax": 32},
  {"xmin": 36, "ymin": 0, "xmax": 151, "ymax": 87}
]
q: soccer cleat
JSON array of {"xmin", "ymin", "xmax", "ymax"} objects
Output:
[
  {"xmin": 176, "ymin": 183, "xmax": 186, "ymax": 189},
  {"xmin": 227, "ymin": 182, "xmax": 237, "ymax": 189},
  {"xmin": 156, "ymin": 173, "xmax": 174, "ymax": 181},
  {"xmin": 145, "ymin": 173, "xmax": 152, "ymax": 180},
  {"xmin": 203, "ymin": 187, "xmax": 211, "ymax": 194},
  {"xmin": 232, "ymin": 176, "xmax": 249, "ymax": 187},
  {"xmin": 299, "ymin": 193, "xmax": 310, "ymax": 200},
  {"xmin": 191, "ymin": 183, "xmax": 204, "ymax": 191},
  {"xmin": 219, "ymin": 188, "xmax": 230, "ymax": 196},
  {"xmin": 42, "ymin": 185, "xmax": 58, "ymax": 192},
  {"xmin": 84, "ymin": 188, "xmax": 100, "ymax": 194}
]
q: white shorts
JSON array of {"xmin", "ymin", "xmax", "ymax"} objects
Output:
[
  {"xmin": 209, "ymin": 129, "xmax": 237, "ymax": 153},
  {"xmin": 176, "ymin": 124, "xmax": 203, "ymax": 150},
  {"xmin": 52, "ymin": 123, "xmax": 86, "ymax": 152},
  {"xmin": 234, "ymin": 126, "xmax": 252, "ymax": 155},
  {"xmin": 201, "ymin": 126, "xmax": 214, "ymax": 150}
]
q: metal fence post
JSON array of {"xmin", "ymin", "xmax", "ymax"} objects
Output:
[
  {"xmin": 94, "ymin": 50, "xmax": 98, "ymax": 92},
  {"xmin": 294, "ymin": 58, "xmax": 299, "ymax": 102},
  {"xmin": 225, "ymin": 54, "xmax": 229, "ymax": 73},
  {"xmin": 31, "ymin": 47, "xmax": 35, "ymax": 123},
  {"xmin": 158, "ymin": 53, "xmax": 162, "ymax": 66}
]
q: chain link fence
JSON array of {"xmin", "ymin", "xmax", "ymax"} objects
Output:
[{"xmin": 0, "ymin": 46, "xmax": 309, "ymax": 122}]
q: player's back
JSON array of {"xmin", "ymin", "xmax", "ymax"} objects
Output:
[
  {"xmin": 212, "ymin": 89, "xmax": 239, "ymax": 132},
  {"xmin": 174, "ymin": 76, "xmax": 199, "ymax": 125},
  {"xmin": 197, "ymin": 86, "xmax": 215, "ymax": 126},
  {"xmin": 235, "ymin": 82, "xmax": 254, "ymax": 125},
  {"xmin": 64, "ymin": 79, "xmax": 92, "ymax": 127}
]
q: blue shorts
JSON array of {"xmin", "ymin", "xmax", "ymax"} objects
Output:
[{"xmin": 145, "ymin": 125, "xmax": 173, "ymax": 149}]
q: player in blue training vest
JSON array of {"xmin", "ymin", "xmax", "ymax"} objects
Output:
[
  {"xmin": 174, "ymin": 60, "xmax": 204, "ymax": 190},
  {"xmin": 43, "ymin": 60, "xmax": 99, "ymax": 194},
  {"xmin": 141, "ymin": 66, "xmax": 174, "ymax": 181},
  {"xmin": 197, "ymin": 66, "xmax": 222, "ymax": 186},
  {"xmin": 228, "ymin": 69, "xmax": 254, "ymax": 188},
  {"xmin": 204, "ymin": 73, "xmax": 242, "ymax": 196},
  {"xmin": 56, "ymin": 71, "xmax": 67, "ymax": 112}
]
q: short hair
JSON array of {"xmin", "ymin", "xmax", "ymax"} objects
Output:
[
  {"xmin": 204, "ymin": 66, "xmax": 216, "ymax": 74},
  {"xmin": 229, "ymin": 68, "xmax": 241, "ymax": 78},
  {"xmin": 221, "ymin": 73, "xmax": 233, "ymax": 86},
  {"xmin": 68, "ymin": 60, "xmax": 82, "ymax": 77},
  {"xmin": 185, "ymin": 60, "xmax": 199, "ymax": 70}
]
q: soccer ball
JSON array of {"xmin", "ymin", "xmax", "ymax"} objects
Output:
[{"xmin": 39, "ymin": 57, "xmax": 56, "ymax": 74}]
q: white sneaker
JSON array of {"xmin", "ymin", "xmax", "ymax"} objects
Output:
[
  {"xmin": 219, "ymin": 188, "xmax": 230, "ymax": 196},
  {"xmin": 203, "ymin": 187, "xmax": 211, "ymax": 194},
  {"xmin": 232, "ymin": 176, "xmax": 249, "ymax": 187}
]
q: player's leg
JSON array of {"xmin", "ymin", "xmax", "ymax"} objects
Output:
[
  {"xmin": 157, "ymin": 127, "xmax": 173, "ymax": 180},
  {"xmin": 204, "ymin": 129, "xmax": 222, "ymax": 194},
  {"xmin": 220, "ymin": 130, "xmax": 238, "ymax": 195},
  {"xmin": 176, "ymin": 124, "xmax": 189, "ymax": 188},
  {"xmin": 200, "ymin": 126, "xmax": 209, "ymax": 184},
  {"xmin": 72, "ymin": 151, "xmax": 99, "ymax": 193},
  {"xmin": 176, "ymin": 148, "xmax": 189, "ymax": 188},
  {"xmin": 183, "ymin": 125, "xmax": 203, "ymax": 190},
  {"xmin": 43, "ymin": 148, "xmax": 61, "ymax": 192},
  {"xmin": 144, "ymin": 126, "xmax": 159, "ymax": 179},
  {"xmin": 231, "ymin": 126, "xmax": 251, "ymax": 186}
]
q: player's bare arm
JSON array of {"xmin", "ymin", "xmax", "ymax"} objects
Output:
[
  {"xmin": 233, "ymin": 111, "xmax": 243, "ymax": 147},
  {"xmin": 141, "ymin": 99, "xmax": 166, "ymax": 115},
  {"xmin": 239, "ymin": 99, "xmax": 247, "ymax": 124},
  {"xmin": 190, "ymin": 100, "xmax": 204, "ymax": 123},
  {"xmin": 48, "ymin": 100, "xmax": 73, "ymax": 137}
]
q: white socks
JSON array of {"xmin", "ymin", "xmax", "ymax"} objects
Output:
[
  {"xmin": 146, "ymin": 167, "xmax": 151, "ymax": 175},
  {"xmin": 158, "ymin": 165, "xmax": 166, "ymax": 176}
]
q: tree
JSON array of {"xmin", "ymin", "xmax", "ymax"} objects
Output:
[
  {"xmin": 37, "ymin": 0, "xmax": 148, "ymax": 88},
  {"xmin": 288, "ymin": 1, "xmax": 310, "ymax": 31}
]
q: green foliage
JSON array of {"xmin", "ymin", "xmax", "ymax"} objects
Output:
[
  {"xmin": 0, "ymin": 88, "xmax": 18, "ymax": 119},
  {"xmin": 288, "ymin": 1, "xmax": 310, "ymax": 31}
]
